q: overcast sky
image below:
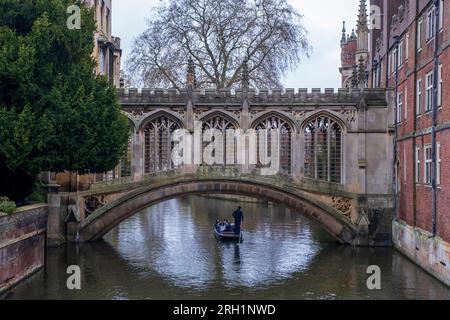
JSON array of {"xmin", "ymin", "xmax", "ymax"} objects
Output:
[{"xmin": 112, "ymin": 0, "xmax": 360, "ymax": 89}]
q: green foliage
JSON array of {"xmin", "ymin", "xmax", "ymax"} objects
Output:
[
  {"xmin": 27, "ymin": 181, "xmax": 47, "ymax": 203},
  {"xmin": 0, "ymin": 196, "xmax": 16, "ymax": 215},
  {"xmin": 0, "ymin": 0, "xmax": 129, "ymax": 201}
]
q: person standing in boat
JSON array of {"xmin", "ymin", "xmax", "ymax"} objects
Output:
[{"xmin": 232, "ymin": 206, "xmax": 244, "ymax": 234}]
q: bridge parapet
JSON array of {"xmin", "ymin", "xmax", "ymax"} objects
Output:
[
  {"xmin": 118, "ymin": 87, "xmax": 388, "ymax": 106},
  {"xmin": 87, "ymin": 166, "xmax": 351, "ymax": 200}
]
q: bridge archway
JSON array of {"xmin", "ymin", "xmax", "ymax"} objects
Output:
[{"xmin": 78, "ymin": 178, "xmax": 358, "ymax": 244}]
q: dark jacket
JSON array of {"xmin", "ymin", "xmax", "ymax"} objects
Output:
[{"xmin": 232, "ymin": 209, "xmax": 244, "ymax": 225}]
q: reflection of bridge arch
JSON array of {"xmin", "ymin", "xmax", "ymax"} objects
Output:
[{"xmin": 78, "ymin": 177, "xmax": 358, "ymax": 244}]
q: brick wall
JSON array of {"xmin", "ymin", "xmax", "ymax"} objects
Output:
[
  {"xmin": 437, "ymin": 130, "xmax": 450, "ymax": 241},
  {"xmin": 366, "ymin": 0, "xmax": 449, "ymax": 242}
]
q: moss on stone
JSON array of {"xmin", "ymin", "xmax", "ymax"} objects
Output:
[{"xmin": 0, "ymin": 196, "xmax": 16, "ymax": 215}]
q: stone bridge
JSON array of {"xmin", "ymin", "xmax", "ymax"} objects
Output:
[{"xmin": 65, "ymin": 86, "xmax": 395, "ymax": 247}]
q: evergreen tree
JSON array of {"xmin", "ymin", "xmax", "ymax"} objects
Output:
[{"xmin": 0, "ymin": 0, "xmax": 129, "ymax": 202}]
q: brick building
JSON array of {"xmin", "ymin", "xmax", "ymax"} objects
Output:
[
  {"xmin": 341, "ymin": 0, "xmax": 449, "ymax": 284},
  {"xmin": 340, "ymin": 23, "xmax": 357, "ymax": 88}
]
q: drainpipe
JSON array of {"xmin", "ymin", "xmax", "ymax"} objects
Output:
[
  {"xmin": 431, "ymin": 0, "xmax": 440, "ymax": 237},
  {"xmin": 392, "ymin": 36, "xmax": 400, "ymax": 220},
  {"xmin": 413, "ymin": 0, "xmax": 420, "ymax": 227}
]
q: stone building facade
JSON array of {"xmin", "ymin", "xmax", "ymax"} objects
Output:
[
  {"xmin": 86, "ymin": 0, "xmax": 122, "ymax": 87},
  {"xmin": 341, "ymin": 0, "xmax": 449, "ymax": 285}
]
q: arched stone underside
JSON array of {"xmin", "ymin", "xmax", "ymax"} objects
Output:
[{"xmin": 78, "ymin": 179, "xmax": 358, "ymax": 244}]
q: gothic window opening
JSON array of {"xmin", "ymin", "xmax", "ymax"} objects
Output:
[
  {"xmin": 254, "ymin": 116, "xmax": 292, "ymax": 174},
  {"xmin": 144, "ymin": 116, "xmax": 181, "ymax": 174},
  {"xmin": 304, "ymin": 116, "xmax": 343, "ymax": 184},
  {"xmin": 202, "ymin": 115, "xmax": 237, "ymax": 165},
  {"xmin": 120, "ymin": 131, "xmax": 133, "ymax": 178}
]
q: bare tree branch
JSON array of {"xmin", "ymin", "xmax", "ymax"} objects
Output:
[{"xmin": 126, "ymin": 0, "xmax": 311, "ymax": 89}]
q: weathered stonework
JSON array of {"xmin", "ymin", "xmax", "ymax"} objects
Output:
[
  {"xmin": 0, "ymin": 204, "xmax": 48, "ymax": 294},
  {"xmin": 393, "ymin": 220, "xmax": 450, "ymax": 286},
  {"xmin": 56, "ymin": 87, "xmax": 395, "ymax": 247},
  {"xmin": 77, "ymin": 176, "xmax": 359, "ymax": 244},
  {"xmin": 74, "ymin": 166, "xmax": 392, "ymax": 246}
]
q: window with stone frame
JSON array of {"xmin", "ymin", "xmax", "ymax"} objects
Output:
[
  {"xmin": 398, "ymin": 40, "xmax": 404, "ymax": 67},
  {"xmin": 99, "ymin": 48, "xmax": 106, "ymax": 75},
  {"xmin": 427, "ymin": 7, "xmax": 435, "ymax": 41},
  {"xmin": 426, "ymin": 71, "xmax": 433, "ymax": 112},
  {"xmin": 405, "ymin": 34, "xmax": 409, "ymax": 61},
  {"xmin": 417, "ymin": 18, "xmax": 423, "ymax": 51},
  {"xmin": 397, "ymin": 92, "xmax": 404, "ymax": 122},
  {"xmin": 415, "ymin": 147, "xmax": 421, "ymax": 184},
  {"xmin": 144, "ymin": 115, "xmax": 181, "ymax": 174},
  {"xmin": 424, "ymin": 145, "xmax": 432, "ymax": 185},
  {"xmin": 254, "ymin": 115, "xmax": 292, "ymax": 174},
  {"xmin": 437, "ymin": 143, "xmax": 441, "ymax": 186},
  {"xmin": 416, "ymin": 78, "xmax": 422, "ymax": 115},
  {"xmin": 120, "ymin": 131, "xmax": 133, "ymax": 178},
  {"xmin": 201, "ymin": 114, "xmax": 237, "ymax": 165},
  {"xmin": 304, "ymin": 116, "xmax": 343, "ymax": 184}
]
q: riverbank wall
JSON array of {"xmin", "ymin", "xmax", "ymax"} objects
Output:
[
  {"xmin": 0, "ymin": 204, "xmax": 48, "ymax": 294},
  {"xmin": 393, "ymin": 220, "xmax": 450, "ymax": 286}
]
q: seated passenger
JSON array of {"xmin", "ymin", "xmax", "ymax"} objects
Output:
[
  {"xmin": 218, "ymin": 220, "xmax": 227, "ymax": 232},
  {"xmin": 224, "ymin": 219, "xmax": 232, "ymax": 231}
]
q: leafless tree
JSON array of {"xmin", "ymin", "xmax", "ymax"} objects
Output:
[{"xmin": 126, "ymin": 0, "xmax": 311, "ymax": 90}]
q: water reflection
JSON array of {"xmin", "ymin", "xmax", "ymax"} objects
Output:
[
  {"xmin": 108, "ymin": 196, "xmax": 321, "ymax": 289},
  {"xmin": 3, "ymin": 196, "xmax": 450, "ymax": 300}
]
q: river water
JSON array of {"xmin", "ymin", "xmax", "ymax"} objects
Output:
[{"xmin": 3, "ymin": 196, "xmax": 450, "ymax": 300}]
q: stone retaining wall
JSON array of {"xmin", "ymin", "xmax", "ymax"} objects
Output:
[
  {"xmin": 393, "ymin": 220, "xmax": 450, "ymax": 286},
  {"xmin": 0, "ymin": 204, "xmax": 48, "ymax": 294}
]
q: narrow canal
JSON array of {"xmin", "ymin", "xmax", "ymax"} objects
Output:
[{"xmin": 3, "ymin": 196, "xmax": 450, "ymax": 300}]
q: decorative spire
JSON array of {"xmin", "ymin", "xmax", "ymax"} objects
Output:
[
  {"xmin": 341, "ymin": 21, "xmax": 347, "ymax": 44},
  {"xmin": 242, "ymin": 58, "xmax": 249, "ymax": 89},
  {"xmin": 351, "ymin": 29, "xmax": 356, "ymax": 39},
  {"xmin": 186, "ymin": 57, "xmax": 196, "ymax": 87},
  {"xmin": 357, "ymin": 0, "xmax": 368, "ymax": 33}
]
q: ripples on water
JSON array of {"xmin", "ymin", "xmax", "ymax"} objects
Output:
[{"xmin": 3, "ymin": 196, "xmax": 450, "ymax": 300}]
